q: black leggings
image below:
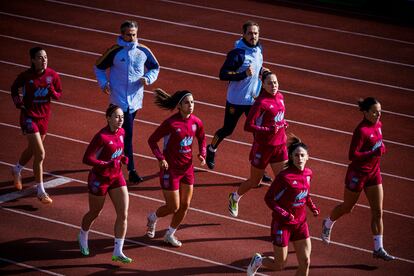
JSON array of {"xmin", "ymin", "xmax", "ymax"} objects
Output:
[{"xmin": 211, "ymin": 101, "xmax": 251, "ymax": 149}]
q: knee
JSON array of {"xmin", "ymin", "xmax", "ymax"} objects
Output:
[
  {"xmin": 300, "ymin": 256, "xmax": 311, "ymax": 269},
  {"xmin": 34, "ymin": 150, "xmax": 45, "ymax": 163},
  {"xmin": 341, "ymin": 204, "xmax": 355, "ymax": 214},
  {"xmin": 167, "ymin": 204, "xmax": 179, "ymax": 214},
  {"xmin": 179, "ymin": 201, "xmax": 191, "ymax": 212},
  {"xmin": 88, "ymin": 209, "xmax": 102, "ymax": 218}
]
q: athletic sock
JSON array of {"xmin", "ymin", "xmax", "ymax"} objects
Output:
[
  {"xmin": 374, "ymin": 235, "xmax": 383, "ymax": 251},
  {"xmin": 36, "ymin": 182, "xmax": 46, "ymax": 196},
  {"xmin": 148, "ymin": 212, "xmax": 158, "ymax": 222},
  {"xmin": 14, "ymin": 163, "xmax": 23, "ymax": 174},
  {"xmin": 324, "ymin": 217, "xmax": 335, "ymax": 229},
  {"xmin": 167, "ymin": 226, "xmax": 177, "ymax": 236},
  {"xmin": 233, "ymin": 191, "xmax": 241, "ymax": 202},
  {"xmin": 79, "ymin": 229, "xmax": 89, "ymax": 249},
  {"xmin": 113, "ymin": 238, "xmax": 126, "ymax": 257}
]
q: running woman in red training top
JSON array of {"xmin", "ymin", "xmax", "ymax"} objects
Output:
[
  {"xmin": 10, "ymin": 47, "xmax": 62, "ymax": 204},
  {"xmin": 247, "ymin": 136, "xmax": 319, "ymax": 276},
  {"xmin": 228, "ymin": 70, "xmax": 288, "ymax": 217},
  {"xmin": 78, "ymin": 105, "xmax": 132, "ymax": 264},
  {"xmin": 321, "ymin": 97, "xmax": 395, "ymax": 261},
  {"xmin": 147, "ymin": 88, "xmax": 206, "ymax": 247}
]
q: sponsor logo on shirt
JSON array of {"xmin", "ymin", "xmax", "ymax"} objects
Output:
[
  {"xmin": 34, "ymin": 87, "xmax": 49, "ymax": 98},
  {"xmin": 111, "ymin": 148, "xmax": 123, "ymax": 159},
  {"xmin": 176, "ymin": 128, "xmax": 181, "ymax": 133},
  {"xmin": 293, "ymin": 190, "xmax": 308, "ymax": 207},
  {"xmin": 179, "ymin": 136, "xmax": 193, "ymax": 153},
  {"xmin": 274, "ymin": 111, "xmax": 285, "ymax": 123},
  {"xmin": 292, "ymin": 180, "xmax": 297, "ymax": 185},
  {"xmin": 109, "ymin": 141, "xmax": 113, "ymax": 145},
  {"xmin": 269, "ymin": 104, "xmax": 274, "ymax": 109}
]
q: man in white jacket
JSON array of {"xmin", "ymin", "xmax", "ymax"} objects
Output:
[{"xmin": 95, "ymin": 20, "xmax": 160, "ymax": 184}]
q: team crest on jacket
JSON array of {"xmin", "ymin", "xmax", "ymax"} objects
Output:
[
  {"xmin": 306, "ymin": 176, "xmax": 311, "ymax": 184},
  {"xmin": 120, "ymin": 135, "xmax": 124, "ymax": 144},
  {"xmin": 46, "ymin": 76, "xmax": 53, "ymax": 85},
  {"xmin": 192, "ymin": 124, "xmax": 197, "ymax": 132}
]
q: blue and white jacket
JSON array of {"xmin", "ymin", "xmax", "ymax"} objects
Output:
[
  {"xmin": 94, "ymin": 37, "xmax": 160, "ymax": 113},
  {"xmin": 219, "ymin": 38, "xmax": 263, "ymax": 106}
]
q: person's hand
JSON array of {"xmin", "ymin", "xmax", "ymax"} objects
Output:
[
  {"xmin": 159, "ymin": 159, "xmax": 168, "ymax": 170},
  {"xmin": 312, "ymin": 207, "xmax": 320, "ymax": 217},
  {"xmin": 120, "ymin": 155, "xmax": 129, "ymax": 165},
  {"xmin": 103, "ymin": 82, "xmax": 111, "ymax": 95},
  {"xmin": 269, "ymin": 124, "xmax": 282, "ymax": 134},
  {"xmin": 139, "ymin": 77, "xmax": 149, "ymax": 86},
  {"xmin": 246, "ymin": 65, "xmax": 254, "ymax": 77},
  {"xmin": 288, "ymin": 213, "xmax": 295, "ymax": 222},
  {"xmin": 198, "ymin": 154, "xmax": 206, "ymax": 166}
]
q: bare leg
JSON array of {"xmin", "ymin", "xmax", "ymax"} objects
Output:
[
  {"xmin": 261, "ymin": 244, "xmax": 288, "ymax": 271},
  {"xmin": 81, "ymin": 193, "xmax": 106, "ymax": 231},
  {"xmin": 170, "ymin": 183, "xmax": 193, "ymax": 228},
  {"xmin": 237, "ymin": 166, "xmax": 264, "ymax": 196},
  {"xmin": 330, "ymin": 188, "xmax": 361, "ymax": 221},
  {"xmin": 292, "ymin": 238, "xmax": 312, "ymax": 276},
  {"xmin": 156, "ymin": 189, "xmax": 180, "ymax": 218},
  {"xmin": 109, "ymin": 186, "xmax": 129, "ymax": 239}
]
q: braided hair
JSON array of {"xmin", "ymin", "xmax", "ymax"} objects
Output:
[{"xmin": 154, "ymin": 88, "xmax": 193, "ymax": 111}]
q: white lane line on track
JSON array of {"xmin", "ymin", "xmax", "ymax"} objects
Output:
[
  {"xmin": 0, "ymin": 162, "xmax": 413, "ymax": 265},
  {"xmin": 0, "ymin": 178, "xmax": 71, "ymax": 204},
  {"xmin": 160, "ymin": 0, "xmax": 414, "ymax": 46},
  {"xmin": 44, "ymin": 0, "xmax": 414, "ymax": 69},
  {"xmin": 1, "ymin": 13, "xmax": 414, "ymax": 94},
  {"xmin": 0, "ymin": 257, "xmax": 64, "ymax": 276},
  {"xmin": 1, "ymin": 117, "xmax": 414, "ymax": 219},
  {"xmin": 0, "ymin": 207, "xmax": 266, "ymax": 275},
  {"xmin": 1, "ymin": 34, "xmax": 413, "ymax": 120},
  {"xmin": 0, "ymin": 87, "xmax": 413, "ymax": 183},
  {"xmin": 1, "ymin": 59, "xmax": 413, "ymax": 148}
]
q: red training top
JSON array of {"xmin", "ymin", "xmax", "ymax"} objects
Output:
[
  {"xmin": 265, "ymin": 166, "xmax": 318, "ymax": 225},
  {"xmin": 11, "ymin": 68, "xmax": 62, "ymax": 119},
  {"xmin": 244, "ymin": 91, "xmax": 287, "ymax": 146},
  {"xmin": 148, "ymin": 113, "xmax": 206, "ymax": 171},
  {"xmin": 348, "ymin": 119, "xmax": 385, "ymax": 173}
]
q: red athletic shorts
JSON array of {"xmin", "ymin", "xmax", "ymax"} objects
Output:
[
  {"xmin": 20, "ymin": 113, "xmax": 49, "ymax": 135},
  {"xmin": 159, "ymin": 165, "xmax": 194, "ymax": 191},
  {"xmin": 271, "ymin": 220, "xmax": 310, "ymax": 247},
  {"xmin": 249, "ymin": 143, "xmax": 288, "ymax": 169},
  {"xmin": 345, "ymin": 166, "xmax": 382, "ymax": 192},
  {"xmin": 87, "ymin": 171, "xmax": 126, "ymax": 196}
]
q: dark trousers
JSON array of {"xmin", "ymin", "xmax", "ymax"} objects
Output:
[
  {"xmin": 211, "ymin": 101, "xmax": 251, "ymax": 149},
  {"xmin": 122, "ymin": 108, "xmax": 137, "ymax": 172}
]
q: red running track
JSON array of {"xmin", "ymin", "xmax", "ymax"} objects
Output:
[{"xmin": 0, "ymin": 0, "xmax": 413, "ymax": 275}]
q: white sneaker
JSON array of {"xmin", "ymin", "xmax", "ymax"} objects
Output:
[
  {"xmin": 146, "ymin": 214, "xmax": 157, "ymax": 238},
  {"xmin": 164, "ymin": 232, "xmax": 182, "ymax": 247},
  {"xmin": 228, "ymin": 192, "xmax": 239, "ymax": 217},
  {"xmin": 321, "ymin": 218, "xmax": 332, "ymax": 244},
  {"xmin": 247, "ymin": 253, "xmax": 262, "ymax": 276}
]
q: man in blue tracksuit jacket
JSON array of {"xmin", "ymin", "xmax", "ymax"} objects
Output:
[
  {"xmin": 206, "ymin": 20, "xmax": 272, "ymax": 183},
  {"xmin": 95, "ymin": 20, "xmax": 160, "ymax": 184}
]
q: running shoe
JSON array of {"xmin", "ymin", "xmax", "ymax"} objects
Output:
[
  {"xmin": 112, "ymin": 255, "xmax": 133, "ymax": 264},
  {"xmin": 247, "ymin": 253, "xmax": 262, "ymax": 276},
  {"xmin": 38, "ymin": 193, "xmax": 53, "ymax": 204},
  {"xmin": 206, "ymin": 145, "xmax": 216, "ymax": 170},
  {"xmin": 321, "ymin": 218, "xmax": 331, "ymax": 244},
  {"xmin": 11, "ymin": 168, "xmax": 22, "ymax": 190},
  {"xmin": 77, "ymin": 234, "xmax": 89, "ymax": 256},
  {"xmin": 164, "ymin": 233, "xmax": 182, "ymax": 247},
  {"xmin": 261, "ymin": 173, "xmax": 273, "ymax": 183},
  {"xmin": 128, "ymin": 170, "xmax": 143, "ymax": 184},
  {"xmin": 373, "ymin": 248, "xmax": 396, "ymax": 261},
  {"xmin": 146, "ymin": 214, "xmax": 157, "ymax": 238},
  {"xmin": 228, "ymin": 192, "xmax": 239, "ymax": 217}
]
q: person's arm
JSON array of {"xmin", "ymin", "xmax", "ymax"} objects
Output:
[
  {"xmin": 10, "ymin": 73, "xmax": 25, "ymax": 109},
  {"xmin": 264, "ymin": 175, "xmax": 294, "ymax": 222},
  {"xmin": 49, "ymin": 72, "xmax": 63, "ymax": 100},
  {"xmin": 196, "ymin": 119, "xmax": 207, "ymax": 160},
  {"xmin": 306, "ymin": 195, "xmax": 320, "ymax": 216},
  {"xmin": 244, "ymin": 102, "xmax": 276, "ymax": 134},
  {"xmin": 219, "ymin": 49, "xmax": 249, "ymax": 81},
  {"xmin": 348, "ymin": 128, "xmax": 381, "ymax": 161},
  {"xmin": 83, "ymin": 133, "xmax": 114, "ymax": 168},
  {"xmin": 148, "ymin": 120, "xmax": 170, "ymax": 161},
  {"xmin": 141, "ymin": 45, "xmax": 160, "ymax": 85},
  {"xmin": 94, "ymin": 45, "xmax": 121, "ymax": 90}
]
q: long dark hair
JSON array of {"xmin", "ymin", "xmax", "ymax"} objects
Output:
[
  {"xmin": 154, "ymin": 88, "xmax": 193, "ymax": 111},
  {"xmin": 286, "ymin": 134, "xmax": 308, "ymax": 168},
  {"xmin": 105, "ymin": 104, "xmax": 121, "ymax": 118}
]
